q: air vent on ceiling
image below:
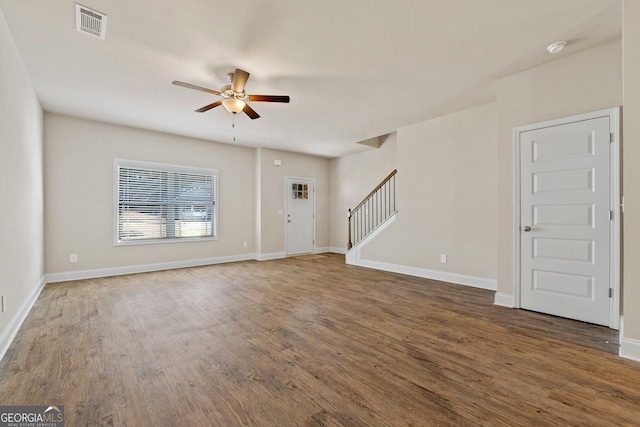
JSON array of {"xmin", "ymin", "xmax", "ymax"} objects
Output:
[{"xmin": 75, "ymin": 3, "xmax": 107, "ymax": 40}]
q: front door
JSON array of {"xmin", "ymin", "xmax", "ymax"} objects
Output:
[
  {"xmin": 519, "ymin": 115, "xmax": 611, "ymax": 326},
  {"xmin": 286, "ymin": 177, "xmax": 314, "ymax": 255}
]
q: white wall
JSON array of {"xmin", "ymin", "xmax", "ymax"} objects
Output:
[
  {"xmin": 356, "ymin": 103, "xmax": 498, "ymax": 286},
  {"xmin": 44, "ymin": 114, "xmax": 256, "ymax": 276},
  {"xmin": 0, "ymin": 10, "xmax": 44, "ymax": 352}
]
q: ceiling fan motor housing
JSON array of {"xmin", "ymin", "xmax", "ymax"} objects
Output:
[{"xmin": 221, "ymin": 84, "xmax": 245, "ymax": 100}]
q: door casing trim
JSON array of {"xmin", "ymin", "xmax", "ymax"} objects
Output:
[{"xmin": 512, "ymin": 107, "xmax": 620, "ymax": 329}]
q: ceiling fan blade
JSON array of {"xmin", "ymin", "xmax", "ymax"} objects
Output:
[
  {"xmin": 172, "ymin": 80, "xmax": 221, "ymax": 96},
  {"xmin": 242, "ymin": 103, "xmax": 260, "ymax": 120},
  {"xmin": 247, "ymin": 94, "xmax": 290, "ymax": 103},
  {"xmin": 195, "ymin": 100, "xmax": 222, "ymax": 113},
  {"xmin": 231, "ymin": 69, "xmax": 250, "ymax": 93}
]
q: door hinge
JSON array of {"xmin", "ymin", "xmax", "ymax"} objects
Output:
[
  {"xmin": 609, "ymin": 210, "xmax": 613, "ymax": 220},
  {"xmin": 609, "ymin": 288, "xmax": 613, "ymax": 298},
  {"xmin": 610, "ymin": 132, "xmax": 614, "ymax": 143}
]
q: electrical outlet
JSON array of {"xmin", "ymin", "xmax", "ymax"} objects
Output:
[
  {"xmin": 440, "ymin": 254, "xmax": 447, "ymax": 264},
  {"xmin": 70, "ymin": 254, "xmax": 78, "ymax": 263},
  {"xmin": 243, "ymin": 242, "xmax": 248, "ymax": 248}
]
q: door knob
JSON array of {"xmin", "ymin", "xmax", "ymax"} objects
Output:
[
  {"xmin": 288, "ymin": 220, "xmax": 292, "ymax": 223},
  {"xmin": 523, "ymin": 226, "xmax": 531, "ymax": 232}
]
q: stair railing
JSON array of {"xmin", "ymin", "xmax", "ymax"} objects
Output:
[{"xmin": 348, "ymin": 169, "xmax": 397, "ymax": 249}]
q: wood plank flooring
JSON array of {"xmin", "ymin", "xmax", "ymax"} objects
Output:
[{"xmin": 1, "ymin": 253, "xmax": 638, "ymax": 426}]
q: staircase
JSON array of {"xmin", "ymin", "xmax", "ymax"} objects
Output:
[{"xmin": 346, "ymin": 169, "xmax": 397, "ymax": 264}]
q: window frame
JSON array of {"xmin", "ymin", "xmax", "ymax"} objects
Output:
[{"xmin": 113, "ymin": 158, "xmax": 219, "ymax": 246}]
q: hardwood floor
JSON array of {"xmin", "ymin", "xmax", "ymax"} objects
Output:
[{"xmin": 0, "ymin": 253, "xmax": 638, "ymax": 426}]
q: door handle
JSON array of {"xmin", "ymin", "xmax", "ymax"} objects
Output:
[
  {"xmin": 288, "ymin": 220, "xmax": 292, "ymax": 223},
  {"xmin": 523, "ymin": 226, "xmax": 531, "ymax": 232}
]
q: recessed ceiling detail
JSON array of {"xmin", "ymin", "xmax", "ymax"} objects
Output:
[{"xmin": 75, "ymin": 3, "xmax": 107, "ymax": 40}]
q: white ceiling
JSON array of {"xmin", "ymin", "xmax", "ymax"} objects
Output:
[{"xmin": 0, "ymin": 0, "xmax": 622, "ymax": 158}]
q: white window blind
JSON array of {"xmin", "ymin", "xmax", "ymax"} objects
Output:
[{"xmin": 116, "ymin": 160, "xmax": 217, "ymax": 244}]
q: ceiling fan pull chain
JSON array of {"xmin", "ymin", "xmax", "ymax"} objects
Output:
[{"xmin": 232, "ymin": 116, "xmax": 236, "ymax": 142}]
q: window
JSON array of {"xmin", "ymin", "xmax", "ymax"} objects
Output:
[
  {"xmin": 291, "ymin": 183, "xmax": 309, "ymax": 199},
  {"xmin": 115, "ymin": 159, "xmax": 217, "ymax": 244}
]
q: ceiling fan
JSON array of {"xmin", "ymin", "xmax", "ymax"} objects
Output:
[{"xmin": 172, "ymin": 68, "xmax": 290, "ymax": 120}]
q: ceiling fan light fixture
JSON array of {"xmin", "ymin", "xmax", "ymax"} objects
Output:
[{"xmin": 222, "ymin": 98, "xmax": 246, "ymax": 114}]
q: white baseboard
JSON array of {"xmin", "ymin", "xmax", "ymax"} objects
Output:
[
  {"xmin": 344, "ymin": 211, "xmax": 494, "ymax": 291},
  {"xmin": 620, "ymin": 336, "xmax": 640, "ymax": 362},
  {"xmin": 345, "ymin": 248, "xmax": 357, "ymax": 265},
  {"xmin": 0, "ymin": 276, "xmax": 46, "ymax": 362},
  {"xmin": 619, "ymin": 316, "xmax": 640, "ymax": 362},
  {"xmin": 258, "ymin": 249, "xmax": 338, "ymax": 259},
  {"xmin": 329, "ymin": 247, "xmax": 347, "ymax": 255},
  {"xmin": 46, "ymin": 253, "xmax": 257, "ymax": 283},
  {"xmin": 494, "ymin": 292, "xmax": 515, "ymax": 308},
  {"xmin": 256, "ymin": 252, "xmax": 286, "ymax": 261},
  {"xmin": 357, "ymin": 259, "xmax": 497, "ymax": 291},
  {"xmin": 45, "ymin": 249, "xmax": 337, "ymax": 281}
]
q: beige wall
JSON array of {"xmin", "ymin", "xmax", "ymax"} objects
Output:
[
  {"xmin": 44, "ymin": 114, "xmax": 256, "ymax": 274},
  {"xmin": 496, "ymin": 40, "xmax": 623, "ymax": 296},
  {"xmin": 331, "ymin": 41, "xmax": 622, "ymax": 288},
  {"xmin": 256, "ymin": 147, "xmax": 330, "ymax": 256},
  {"xmin": 329, "ymin": 133, "xmax": 398, "ymax": 250},
  {"xmin": 0, "ymin": 11, "xmax": 43, "ymax": 335},
  {"xmin": 623, "ymin": 1, "xmax": 640, "ymax": 342},
  {"xmin": 44, "ymin": 114, "xmax": 332, "ymax": 273},
  {"xmin": 360, "ymin": 103, "xmax": 498, "ymax": 280}
]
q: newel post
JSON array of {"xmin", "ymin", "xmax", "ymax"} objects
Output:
[{"xmin": 347, "ymin": 208, "xmax": 353, "ymax": 250}]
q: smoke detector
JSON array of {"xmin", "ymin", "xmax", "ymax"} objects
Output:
[
  {"xmin": 547, "ymin": 41, "xmax": 566, "ymax": 54},
  {"xmin": 75, "ymin": 4, "xmax": 107, "ymax": 40}
]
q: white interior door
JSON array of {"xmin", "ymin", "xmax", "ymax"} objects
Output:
[
  {"xmin": 286, "ymin": 178, "xmax": 314, "ymax": 255},
  {"xmin": 520, "ymin": 116, "xmax": 611, "ymax": 326}
]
